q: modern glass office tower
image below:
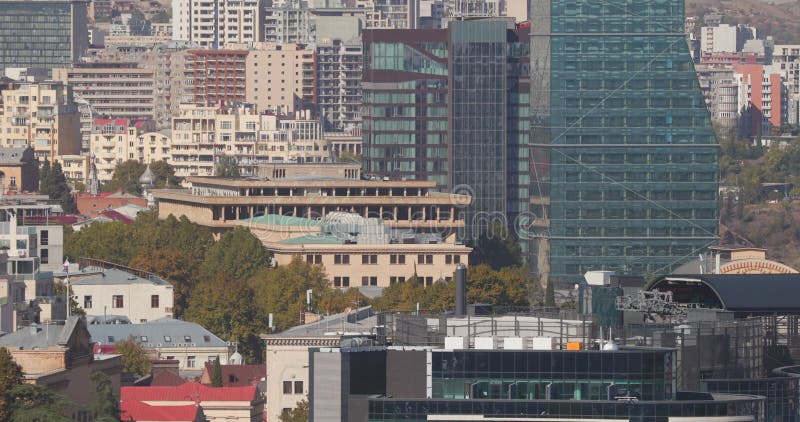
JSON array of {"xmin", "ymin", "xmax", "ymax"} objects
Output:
[
  {"xmin": 0, "ymin": 0, "xmax": 89, "ymax": 75},
  {"xmin": 362, "ymin": 20, "xmax": 531, "ymax": 242},
  {"xmin": 529, "ymin": 0, "xmax": 719, "ymax": 284}
]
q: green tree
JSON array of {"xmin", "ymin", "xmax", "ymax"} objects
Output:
[
  {"xmin": 200, "ymin": 227, "xmax": 270, "ymax": 282},
  {"xmin": 248, "ymin": 257, "xmax": 329, "ymax": 331},
  {"xmin": 216, "ymin": 156, "xmax": 240, "ymax": 178},
  {"xmin": 545, "ymin": 280, "xmax": 556, "ymax": 307},
  {"xmin": 151, "ymin": 10, "xmax": 170, "ymax": 23},
  {"xmin": 105, "ymin": 160, "xmax": 147, "ymax": 194},
  {"xmin": 317, "ymin": 288, "xmax": 371, "ymax": 316},
  {"xmin": 465, "ymin": 264, "xmax": 529, "ymax": 307},
  {"xmin": 114, "ymin": 337, "xmax": 152, "ymax": 377},
  {"xmin": 211, "ymin": 356, "xmax": 223, "ymax": 387},
  {"xmin": 470, "ymin": 221, "xmax": 523, "ymax": 269},
  {"xmin": 54, "ymin": 281, "xmax": 85, "ymax": 317},
  {"xmin": 40, "ymin": 160, "xmax": 77, "ymax": 213},
  {"xmin": 185, "ymin": 276, "xmax": 264, "ymax": 364},
  {"xmin": 7, "ymin": 384, "xmax": 74, "ymax": 421},
  {"xmin": 130, "ymin": 247, "xmax": 198, "ymax": 317},
  {"xmin": 148, "ymin": 160, "xmax": 179, "ymax": 188},
  {"xmin": 279, "ymin": 399, "xmax": 309, "ymax": 422},
  {"xmin": 0, "ymin": 348, "xmax": 22, "ymax": 421},
  {"xmin": 87, "ymin": 371, "xmax": 120, "ymax": 422},
  {"xmin": 371, "ymin": 277, "xmax": 426, "ymax": 312}
]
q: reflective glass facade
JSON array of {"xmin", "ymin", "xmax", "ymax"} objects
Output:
[
  {"xmin": 530, "ymin": 0, "xmax": 719, "ymax": 283},
  {"xmin": 363, "ymin": 21, "xmax": 531, "ymax": 242},
  {"xmin": 703, "ymin": 378, "xmax": 800, "ymax": 422},
  {"xmin": 431, "ymin": 349, "xmax": 676, "ymax": 401},
  {"xmin": 368, "ymin": 396, "xmax": 766, "ymax": 422},
  {"xmin": 0, "ymin": 0, "xmax": 89, "ymax": 74}
]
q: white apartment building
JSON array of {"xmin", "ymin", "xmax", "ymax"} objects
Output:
[
  {"xmin": 700, "ymin": 23, "xmax": 757, "ymax": 55},
  {"xmin": 172, "ymin": 0, "xmax": 260, "ymax": 48},
  {"xmin": 68, "ymin": 266, "xmax": 174, "ymax": 323},
  {"xmin": 0, "ymin": 201, "xmax": 65, "ymax": 274},
  {"xmin": 0, "ymin": 81, "xmax": 82, "ymax": 162},
  {"xmin": 171, "ymin": 104, "xmax": 333, "ymax": 178}
]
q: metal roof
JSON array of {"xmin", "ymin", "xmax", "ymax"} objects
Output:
[
  {"xmin": 71, "ymin": 268, "xmax": 171, "ymax": 287},
  {"xmin": 651, "ymin": 274, "xmax": 800, "ymax": 313},
  {"xmin": 88, "ymin": 317, "xmax": 228, "ymax": 348},
  {"xmin": 0, "ymin": 316, "xmax": 82, "ymax": 349},
  {"xmin": 240, "ymin": 214, "xmax": 322, "ymax": 227}
]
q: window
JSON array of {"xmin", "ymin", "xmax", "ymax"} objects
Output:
[
  {"xmin": 151, "ymin": 295, "xmax": 159, "ymax": 308},
  {"xmin": 390, "ymin": 254, "xmax": 406, "ymax": 264},
  {"xmin": 40, "ymin": 248, "xmax": 48, "ymax": 264},
  {"xmin": 283, "ymin": 381, "xmax": 292, "ymax": 394},
  {"xmin": 390, "ymin": 276, "xmax": 406, "ymax": 285},
  {"xmin": 40, "ymin": 230, "xmax": 48, "ymax": 246},
  {"xmin": 112, "ymin": 295, "xmax": 124, "ymax": 308},
  {"xmin": 107, "ymin": 336, "xmax": 115, "ymax": 343},
  {"xmin": 9, "ymin": 177, "xmax": 16, "ymax": 188},
  {"xmin": 140, "ymin": 336, "xmax": 148, "ymax": 342},
  {"xmin": 341, "ymin": 277, "xmax": 350, "ymax": 287},
  {"xmin": 361, "ymin": 254, "xmax": 378, "ymax": 264},
  {"xmin": 361, "ymin": 276, "xmax": 378, "ymax": 286},
  {"xmin": 83, "ymin": 295, "xmax": 92, "ymax": 309},
  {"xmin": 306, "ymin": 254, "xmax": 321, "ymax": 264},
  {"xmin": 334, "ymin": 254, "xmax": 350, "ymax": 265},
  {"xmin": 294, "ymin": 381, "xmax": 303, "ymax": 394},
  {"xmin": 164, "ymin": 336, "xmax": 172, "ymax": 342},
  {"xmin": 418, "ymin": 254, "xmax": 433, "ymax": 264},
  {"xmin": 184, "ymin": 335, "xmax": 192, "ymax": 342},
  {"xmin": 187, "ymin": 356, "xmax": 196, "ymax": 368}
]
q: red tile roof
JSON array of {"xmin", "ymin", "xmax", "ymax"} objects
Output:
[
  {"xmin": 121, "ymin": 401, "xmax": 200, "ymax": 422},
  {"xmin": 97, "ymin": 209, "xmax": 134, "ymax": 224},
  {"xmin": 150, "ymin": 370, "xmax": 186, "ymax": 387},
  {"xmin": 122, "ymin": 382, "xmax": 259, "ymax": 403},
  {"xmin": 93, "ymin": 118, "xmax": 129, "ymax": 127}
]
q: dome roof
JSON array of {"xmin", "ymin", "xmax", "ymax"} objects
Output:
[{"xmin": 139, "ymin": 165, "xmax": 155, "ymax": 185}]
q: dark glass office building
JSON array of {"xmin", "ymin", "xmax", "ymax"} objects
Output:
[
  {"xmin": 529, "ymin": 0, "xmax": 719, "ymax": 284},
  {"xmin": 362, "ymin": 19, "xmax": 531, "ymax": 242},
  {"xmin": 0, "ymin": 0, "xmax": 89, "ymax": 75},
  {"xmin": 309, "ymin": 346, "xmax": 766, "ymax": 422}
]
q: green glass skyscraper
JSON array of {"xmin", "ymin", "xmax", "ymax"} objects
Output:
[{"xmin": 530, "ymin": 0, "xmax": 719, "ymax": 284}]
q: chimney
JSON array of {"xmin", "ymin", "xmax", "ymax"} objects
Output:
[{"xmin": 454, "ymin": 264, "xmax": 467, "ymax": 317}]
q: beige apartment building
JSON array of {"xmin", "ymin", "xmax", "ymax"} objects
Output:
[
  {"xmin": 245, "ymin": 42, "xmax": 315, "ymax": 114},
  {"xmin": 0, "ymin": 81, "xmax": 82, "ymax": 161},
  {"xmin": 90, "ymin": 118, "xmax": 170, "ymax": 182},
  {"xmin": 52, "ymin": 63, "xmax": 156, "ymax": 123},
  {"xmin": 171, "ymin": 104, "xmax": 331, "ymax": 178},
  {"xmin": 61, "ymin": 154, "xmax": 91, "ymax": 183}
]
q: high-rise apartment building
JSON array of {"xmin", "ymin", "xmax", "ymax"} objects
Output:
[
  {"xmin": 52, "ymin": 63, "xmax": 156, "ymax": 123},
  {"xmin": 316, "ymin": 37, "xmax": 362, "ymax": 131},
  {"xmin": 0, "ymin": 81, "xmax": 82, "ymax": 161},
  {"xmin": 530, "ymin": 0, "xmax": 719, "ymax": 284},
  {"xmin": 0, "ymin": 0, "xmax": 89, "ymax": 75},
  {"xmin": 362, "ymin": 19, "xmax": 531, "ymax": 242},
  {"xmin": 171, "ymin": 0, "xmax": 260, "ymax": 48},
  {"xmin": 734, "ymin": 64, "xmax": 786, "ymax": 136},
  {"xmin": 185, "ymin": 50, "xmax": 248, "ymax": 107},
  {"xmin": 245, "ymin": 43, "xmax": 316, "ymax": 114},
  {"xmin": 263, "ymin": 0, "xmax": 313, "ymax": 44}
]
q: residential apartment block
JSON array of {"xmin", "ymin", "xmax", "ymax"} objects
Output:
[
  {"xmin": 170, "ymin": 104, "xmax": 331, "ymax": 177},
  {"xmin": 172, "ymin": 0, "xmax": 261, "ymax": 48},
  {"xmin": 262, "ymin": 0, "xmax": 314, "ymax": 44},
  {"xmin": 0, "ymin": 80, "xmax": 82, "ymax": 161},
  {"xmin": 185, "ymin": 50, "xmax": 248, "ymax": 108},
  {"xmin": 0, "ymin": 0, "xmax": 90, "ymax": 74},
  {"xmin": 734, "ymin": 64, "xmax": 785, "ymax": 136},
  {"xmin": 316, "ymin": 37, "xmax": 362, "ymax": 131},
  {"xmin": 89, "ymin": 118, "xmax": 169, "ymax": 182},
  {"xmin": 700, "ymin": 23, "xmax": 757, "ymax": 55},
  {"xmin": 245, "ymin": 42, "xmax": 316, "ymax": 114},
  {"xmin": 52, "ymin": 63, "xmax": 157, "ymax": 123},
  {"xmin": 65, "ymin": 261, "xmax": 174, "ymax": 323}
]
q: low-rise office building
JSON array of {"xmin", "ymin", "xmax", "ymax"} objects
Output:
[{"xmin": 310, "ymin": 344, "xmax": 767, "ymax": 422}]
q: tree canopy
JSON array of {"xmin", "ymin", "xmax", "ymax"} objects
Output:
[
  {"xmin": 279, "ymin": 399, "xmax": 309, "ymax": 422},
  {"xmin": 470, "ymin": 221, "xmax": 523, "ymax": 269},
  {"xmin": 199, "ymin": 227, "xmax": 271, "ymax": 282},
  {"xmin": 115, "ymin": 337, "xmax": 152, "ymax": 377},
  {"xmin": 40, "ymin": 160, "xmax": 77, "ymax": 214},
  {"xmin": 0, "ymin": 348, "xmax": 22, "ymax": 421},
  {"xmin": 216, "ymin": 156, "xmax": 240, "ymax": 178},
  {"xmin": 104, "ymin": 160, "xmax": 177, "ymax": 194}
]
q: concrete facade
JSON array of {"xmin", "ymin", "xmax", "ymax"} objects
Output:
[
  {"xmin": 0, "ymin": 147, "xmax": 39, "ymax": 193},
  {"xmin": 68, "ymin": 266, "xmax": 175, "ymax": 323},
  {"xmin": 0, "ymin": 81, "xmax": 82, "ymax": 162},
  {"xmin": 90, "ymin": 118, "xmax": 170, "ymax": 182},
  {"xmin": 245, "ymin": 42, "xmax": 316, "ymax": 114},
  {"xmin": 171, "ymin": 0, "xmax": 260, "ymax": 48}
]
